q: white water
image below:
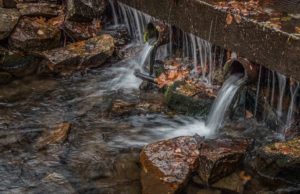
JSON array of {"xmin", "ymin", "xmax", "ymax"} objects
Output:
[
  {"xmin": 286, "ymin": 82, "xmax": 299, "ymax": 128},
  {"xmin": 114, "ymin": 3, "xmax": 246, "ymax": 140},
  {"xmin": 276, "ymin": 72, "xmax": 286, "ymax": 118},
  {"xmin": 206, "ymin": 74, "xmax": 245, "ymax": 132},
  {"xmin": 108, "ymin": 0, "xmax": 118, "ymax": 25}
]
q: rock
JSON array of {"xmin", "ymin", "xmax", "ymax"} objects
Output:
[
  {"xmin": 140, "ymin": 136, "xmax": 202, "ymax": 194},
  {"xmin": 110, "ymin": 99, "xmax": 137, "ymax": 116},
  {"xmin": 185, "ymin": 183, "xmax": 222, "ymax": 194},
  {"xmin": 2, "ymin": 0, "xmax": 16, "ymax": 8},
  {"xmin": 16, "ymin": 3, "xmax": 62, "ymax": 17},
  {"xmin": 103, "ymin": 25, "xmax": 130, "ymax": 50},
  {"xmin": 197, "ymin": 138, "xmax": 251, "ymax": 184},
  {"xmin": 0, "ymin": 71, "xmax": 13, "ymax": 84},
  {"xmin": 63, "ymin": 19, "xmax": 102, "ymax": 41},
  {"xmin": 0, "ymin": 8, "xmax": 20, "ymax": 40},
  {"xmin": 0, "ymin": 52, "xmax": 42, "ymax": 77},
  {"xmin": 35, "ymin": 122, "xmax": 71, "ymax": 150},
  {"xmin": 9, "ymin": 16, "xmax": 61, "ymax": 51},
  {"xmin": 164, "ymin": 84, "xmax": 214, "ymax": 116},
  {"xmin": 42, "ymin": 34, "xmax": 115, "ymax": 75},
  {"xmin": 66, "ymin": 0, "xmax": 108, "ymax": 22},
  {"xmin": 253, "ymin": 137, "xmax": 300, "ymax": 184},
  {"xmin": 212, "ymin": 171, "xmax": 247, "ymax": 194}
]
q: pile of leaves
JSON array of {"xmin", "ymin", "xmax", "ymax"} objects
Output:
[
  {"xmin": 215, "ymin": 0, "xmax": 263, "ymax": 17},
  {"xmin": 155, "ymin": 59, "xmax": 189, "ymax": 88},
  {"xmin": 177, "ymin": 79, "xmax": 218, "ymax": 98}
]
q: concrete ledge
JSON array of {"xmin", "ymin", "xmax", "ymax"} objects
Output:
[{"xmin": 118, "ymin": 0, "xmax": 300, "ymax": 80}]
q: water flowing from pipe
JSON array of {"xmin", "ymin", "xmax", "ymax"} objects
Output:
[{"xmin": 206, "ymin": 74, "xmax": 246, "ymax": 132}]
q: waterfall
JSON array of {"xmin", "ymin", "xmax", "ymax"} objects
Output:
[
  {"xmin": 254, "ymin": 65, "xmax": 262, "ymax": 117},
  {"xmin": 276, "ymin": 72, "xmax": 286, "ymax": 118},
  {"xmin": 206, "ymin": 74, "xmax": 246, "ymax": 132},
  {"xmin": 119, "ymin": 3, "xmax": 152, "ymax": 43},
  {"xmin": 108, "ymin": 0, "xmax": 119, "ymax": 25},
  {"xmin": 286, "ymin": 82, "xmax": 299, "ymax": 128}
]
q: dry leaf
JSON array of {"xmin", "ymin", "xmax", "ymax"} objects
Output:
[
  {"xmin": 295, "ymin": 26, "xmax": 300, "ymax": 33},
  {"xmin": 234, "ymin": 14, "xmax": 242, "ymax": 23},
  {"xmin": 226, "ymin": 13, "xmax": 233, "ymax": 25}
]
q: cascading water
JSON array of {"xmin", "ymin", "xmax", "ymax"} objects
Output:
[
  {"xmin": 108, "ymin": 0, "xmax": 119, "ymax": 25},
  {"xmin": 276, "ymin": 72, "xmax": 286, "ymax": 118},
  {"xmin": 206, "ymin": 74, "xmax": 246, "ymax": 132},
  {"xmin": 286, "ymin": 82, "xmax": 299, "ymax": 128}
]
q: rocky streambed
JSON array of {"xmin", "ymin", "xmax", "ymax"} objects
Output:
[{"xmin": 0, "ymin": 0, "xmax": 300, "ymax": 194}]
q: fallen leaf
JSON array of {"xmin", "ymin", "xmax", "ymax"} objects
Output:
[
  {"xmin": 226, "ymin": 13, "xmax": 233, "ymax": 25},
  {"xmin": 295, "ymin": 26, "xmax": 300, "ymax": 33},
  {"xmin": 234, "ymin": 14, "xmax": 242, "ymax": 23}
]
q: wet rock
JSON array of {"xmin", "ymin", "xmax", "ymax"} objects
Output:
[
  {"xmin": 197, "ymin": 138, "xmax": 251, "ymax": 184},
  {"xmin": 16, "ymin": 3, "xmax": 62, "ymax": 17},
  {"xmin": 9, "ymin": 16, "xmax": 61, "ymax": 51},
  {"xmin": 35, "ymin": 122, "xmax": 71, "ymax": 150},
  {"xmin": 0, "ymin": 52, "xmax": 42, "ymax": 77},
  {"xmin": 1, "ymin": 0, "xmax": 16, "ymax": 8},
  {"xmin": 42, "ymin": 34, "xmax": 115, "ymax": 75},
  {"xmin": 185, "ymin": 183, "xmax": 221, "ymax": 194},
  {"xmin": 0, "ymin": 8, "xmax": 20, "ymax": 40},
  {"xmin": 140, "ymin": 136, "xmax": 202, "ymax": 194},
  {"xmin": 164, "ymin": 84, "xmax": 214, "ymax": 116},
  {"xmin": 103, "ymin": 25, "xmax": 130, "ymax": 49},
  {"xmin": 110, "ymin": 99, "xmax": 136, "ymax": 116},
  {"xmin": 66, "ymin": 0, "xmax": 108, "ymax": 22},
  {"xmin": 211, "ymin": 171, "xmax": 248, "ymax": 194},
  {"xmin": 63, "ymin": 19, "xmax": 102, "ymax": 41},
  {"xmin": 0, "ymin": 71, "xmax": 13, "ymax": 84},
  {"xmin": 253, "ymin": 137, "xmax": 300, "ymax": 184}
]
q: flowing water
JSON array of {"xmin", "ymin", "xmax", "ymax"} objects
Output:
[
  {"xmin": 206, "ymin": 74, "xmax": 246, "ymax": 132},
  {"xmin": 108, "ymin": 0, "xmax": 119, "ymax": 25},
  {"xmin": 1, "ymin": 2, "xmax": 297, "ymax": 193}
]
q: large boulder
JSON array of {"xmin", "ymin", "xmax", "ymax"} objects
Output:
[
  {"xmin": 42, "ymin": 34, "xmax": 115, "ymax": 75},
  {"xmin": 253, "ymin": 137, "xmax": 300, "ymax": 184},
  {"xmin": 0, "ymin": 8, "xmax": 20, "ymax": 40},
  {"xmin": 9, "ymin": 16, "xmax": 61, "ymax": 51},
  {"xmin": 16, "ymin": 3, "xmax": 62, "ymax": 18},
  {"xmin": 197, "ymin": 138, "xmax": 251, "ymax": 184},
  {"xmin": 66, "ymin": 0, "xmax": 108, "ymax": 22},
  {"xmin": 140, "ymin": 136, "xmax": 202, "ymax": 194}
]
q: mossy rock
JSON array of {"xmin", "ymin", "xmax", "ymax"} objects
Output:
[{"xmin": 164, "ymin": 83, "xmax": 213, "ymax": 116}]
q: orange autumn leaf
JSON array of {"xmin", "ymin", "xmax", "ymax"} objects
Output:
[
  {"xmin": 226, "ymin": 13, "xmax": 233, "ymax": 25},
  {"xmin": 296, "ymin": 26, "xmax": 300, "ymax": 33}
]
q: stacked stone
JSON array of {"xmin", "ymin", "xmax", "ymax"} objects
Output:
[{"xmin": 0, "ymin": 0, "xmax": 115, "ymax": 84}]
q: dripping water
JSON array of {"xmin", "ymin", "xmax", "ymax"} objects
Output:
[
  {"xmin": 108, "ymin": 0, "xmax": 119, "ymax": 25},
  {"xmin": 276, "ymin": 72, "xmax": 287, "ymax": 118},
  {"xmin": 286, "ymin": 82, "xmax": 299, "ymax": 128},
  {"xmin": 254, "ymin": 65, "xmax": 262, "ymax": 117}
]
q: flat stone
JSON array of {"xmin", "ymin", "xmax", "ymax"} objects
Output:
[
  {"xmin": 63, "ymin": 19, "xmax": 102, "ymax": 41},
  {"xmin": 253, "ymin": 137, "xmax": 300, "ymax": 184},
  {"xmin": 16, "ymin": 3, "xmax": 62, "ymax": 17},
  {"xmin": 9, "ymin": 16, "xmax": 61, "ymax": 51},
  {"xmin": 66, "ymin": 0, "xmax": 108, "ymax": 22},
  {"xmin": 197, "ymin": 138, "xmax": 251, "ymax": 184},
  {"xmin": 42, "ymin": 34, "xmax": 115, "ymax": 75},
  {"xmin": 35, "ymin": 122, "xmax": 71, "ymax": 150},
  {"xmin": 140, "ymin": 136, "xmax": 202, "ymax": 194},
  {"xmin": 0, "ymin": 8, "xmax": 20, "ymax": 40}
]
